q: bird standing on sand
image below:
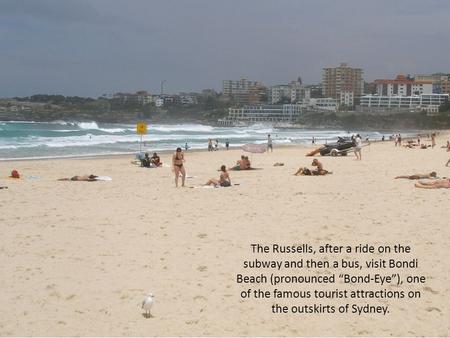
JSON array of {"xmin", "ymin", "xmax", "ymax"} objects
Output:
[{"xmin": 142, "ymin": 292, "xmax": 154, "ymax": 318}]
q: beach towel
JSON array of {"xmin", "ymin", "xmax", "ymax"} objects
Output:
[
  {"xmin": 94, "ymin": 176, "xmax": 112, "ymax": 181},
  {"xmin": 190, "ymin": 183, "xmax": 240, "ymax": 189}
]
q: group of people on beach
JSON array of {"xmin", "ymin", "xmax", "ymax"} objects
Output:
[
  {"xmin": 6, "ymin": 132, "xmax": 448, "ymax": 191},
  {"xmin": 393, "ymin": 132, "xmax": 450, "ymax": 189},
  {"xmin": 230, "ymin": 155, "xmax": 252, "ymax": 171},
  {"xmin": 395, "ymin": 171, "xmax": 450, "ymax": 189},
  {"xmin": 208, "ymin": 139, "xmax": 230, "ymax": 151},
  {"xmin": 171, "ymin": 146, "xmax": 233, "ymax": 188},
  {"xmin": 141, "ymin": 152, "xmax": 162, "ymax": 168},
  {"xmin": 294, "ymin": 159, "xmax": 330, "ymax": 176}
]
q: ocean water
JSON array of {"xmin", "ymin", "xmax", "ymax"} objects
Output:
[{"xmin": 0, "ymin": 121, "xmax": 392, "ymax": 160}]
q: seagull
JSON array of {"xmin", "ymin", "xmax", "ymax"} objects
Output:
[{"xmin": 142, "ymin": 292, "xmax": 154, "ymax": 318}]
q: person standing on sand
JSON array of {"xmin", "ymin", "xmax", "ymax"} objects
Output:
[
  {"xmin": 267, "ymin": 134, "xmax": 273, "ymax": 152},
  {"xmin": 225, "ymin": 140, "xmax": 229, "ymax": 150},
  {"xmin": 431, "ymin": 132, "xmax": 436, "ymax": 148},
  {"xmin": 354, "ymin": 134, "xmax": 362, "ymax": 160},
  {"xmin": 208, "ymin": 139, "xmax": 213, "ymax": 152},
  {"xmin": 172, "ymin": 147, "xmax": 186, "ymax": 187}
]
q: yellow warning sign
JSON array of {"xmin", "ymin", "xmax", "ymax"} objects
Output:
[{"xmin": 136, "ymin": 122, "xmax": 147, "ymax": 135}]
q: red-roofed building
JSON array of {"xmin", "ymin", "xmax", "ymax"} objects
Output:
[{"xmin": 374, "ymin": 75, "xmax": 432, "ymax": 96}]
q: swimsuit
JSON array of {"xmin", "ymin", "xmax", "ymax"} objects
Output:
[{"xmin": 174, "ymin": 153, "xmax": 183, "ymax": 167}]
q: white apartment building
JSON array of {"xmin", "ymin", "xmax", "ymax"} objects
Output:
[
  {"xmin": 269, "ymin": 79, "xmax": 309, "ymax": 104},
  {"xmin": 269, "ymin": 85, "xmax": 291, "ymax": 104},
  {"xmin": 308, "ymin": 98, "xmax": 338, "ymax": 111},
  {"xmin": 221, "ymin": 104, "xmax": 304, "ymax": 124},
  {"xmin": 360, "ymin": 93, "xmax": 448, "ymax": 109},
  {"xmin": 155, "ymin": 98, "xmax": 164, "ymax": 107},
  {"xmin": 340, "ymin": 91, "xmax": 354, "ymax": 107},
  {"xmin": 374, "ymin": 75, "xmax": 432, "ymax": 97}
]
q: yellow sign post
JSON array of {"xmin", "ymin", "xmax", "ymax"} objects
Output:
[
  {"xmin": 136, "ymin": 122, "xmax": 147, "ymax": 135},
  {"xmin": 136, "ymin": 122, "xmax": 148, "ymax": 154}
]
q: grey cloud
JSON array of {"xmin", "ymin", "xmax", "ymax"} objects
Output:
[{"xmin": 0, "ymin": 0, "xmax": 449, "ymax": 97}]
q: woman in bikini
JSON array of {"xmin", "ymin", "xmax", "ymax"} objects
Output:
[
  {"xmin": 172, "ymin": 147, "xmax": 186, "ymax": 187},
  {"xmin": 395, "ymin": 172, "xmax": 437, "ymax": 180},
  {"xmin": 205, "ymin": 165, "xmax": 231, "ymax": 187},
  {"xmin": 58, "ymin": 175, "xmax": 98, "ymax": 181}
]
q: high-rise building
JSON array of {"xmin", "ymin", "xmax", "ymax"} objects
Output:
[
  {"xmin": 268, "ymin": 78, "xmax": 309, "ymax": 104},
  {"xmin": 222, "ymin": 78, "xmax": 265, "ymax": 104},
  {"xmin": 268, "ymin": 85, "xmax": 291, "ymax": 104},
  {"xmin": 322, "ymin": 63, "xmax": 364, "ymax": 100}
]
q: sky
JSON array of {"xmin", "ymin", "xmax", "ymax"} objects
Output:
[{"xmin": 1, "ymin": 0, "xmax": 450, "ymax": 97}]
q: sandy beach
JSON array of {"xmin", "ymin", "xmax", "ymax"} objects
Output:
[{"xmin": 0, "ymin": 134, "xmax": 449, "ymax": 336}]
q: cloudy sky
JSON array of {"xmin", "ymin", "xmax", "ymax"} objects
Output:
[{"xmin": 1, "ymin": 0, "xmax": 449, "ymax": 97}]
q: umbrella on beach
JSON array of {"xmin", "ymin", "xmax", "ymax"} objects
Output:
[{"xmin": 241, "ymin": 143, "xmax": 266, "ymax": 153}]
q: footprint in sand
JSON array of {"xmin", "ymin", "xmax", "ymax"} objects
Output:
[
  {"xmin": 49, "ymin": 291, "xmax": 62, "ymax": 299},
  {"xmin": 193, "ymin": 295, "xmax": 207, "ymax": 301},
  {"xmin": 197, "ymin": 265, "xmax": 208, "ymax": 272},
  {"xmin": 423, "ymin": 286, "xmax": 439, "ymax": 294},
  {"xmin": 425, "ymin": 307, "xmax": 441, "ymax": 312},
  {"xmin": 197, "ymin": 233, "xmax": 207, "ymax": 239}
]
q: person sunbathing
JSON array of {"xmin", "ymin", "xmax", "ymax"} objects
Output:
[
  {"xmin": 294, "ymin": 167, "xmax": 312, "ymax": 176},
  {"xmin": 141, "ymin": 153, "xmax": 152, "ymax": 167},
  {"xmin": 395, "ymin": 172, "xmax": 437, "ymax": 180},
  {"xmin": 230, "ymin": 155, "xmax": 245, "ymax": 170},
  {"xmin": 415, "ymin": 179, "xmax": 450, "ymax": 189},
  {"xmin": 230, "ymin": 155, "xmax": 252, "ymax": 170},
  {"xmin": 243, "ymin": 156, "xmax": 251, "ymax": 169},
  {"xmin": 58, "ymin": 175, "xmax": 99, "ymax": 181},
  {"xmin": 205, "ymin": 165, "xmax": 231, "ymax": 187},
  {"xmin": 150, "ymin": 153, "xmax": 162, "ymax": 167},
  {"xmin": 294, "ymin": 159, "xmax": 330, "ymax": 176},
  {"xmin": 311, "ymin": 159, "xmax": 329, "ymax": 175}
]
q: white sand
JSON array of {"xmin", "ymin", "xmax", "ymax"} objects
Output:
[{"xmin": 0, "ymin": 135, "xmax": 449, "ymax": 336}]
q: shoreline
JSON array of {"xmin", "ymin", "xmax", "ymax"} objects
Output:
[{"xmin": 0, "ymin": 130, "xmax": 443, "ymax": 163}]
